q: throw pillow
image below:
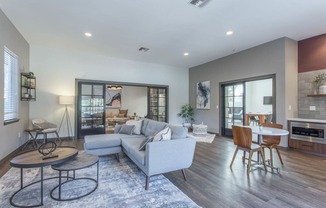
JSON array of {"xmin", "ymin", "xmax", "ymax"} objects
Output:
[
  {"xmin": 152, "ymin": 127, "xmax": 171, "ymax": 142},
  {"xmin": 119, "ymin": 124, "xmax": 135, "ymax": 135},
  {"xmin": 118, "ymin": 113, "xmax": 125, "ymax": 117},
  {"xmin": 126, "ymin": 120, "xmax": 143, "ymax": 135},
  {"xmin": 138, "ymin": 136, "xmax": 154, "ymax": 151}
]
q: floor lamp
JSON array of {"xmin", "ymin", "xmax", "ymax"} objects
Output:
[{"xmin": 59, "ymin": 96, "xmax": 74, "ymax": 140}]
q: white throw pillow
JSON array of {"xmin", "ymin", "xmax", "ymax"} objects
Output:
[
  {"xmin": 153, "ymin": 127, "xmax": 171, "ymax": 142},
  {"xmin": 126, "ymin": 120, "xmax": 143, "ymax": 135}
]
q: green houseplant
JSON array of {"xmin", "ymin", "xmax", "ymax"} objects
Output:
[{"xmin": 177, "ymin": 104, "xmax": 194, "ymax": 127}]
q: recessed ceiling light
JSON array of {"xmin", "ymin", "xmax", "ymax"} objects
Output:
[
  {"xmin": 84, "ymin": 32, "xmax": 92, "ymax": 37},
  {"xmin": 226, "ymin": 31, "xmax": 233, "ymax": 36},
  {"xmin": 184, "ymin": 52, "xmax": 189, "ymax": 56}
]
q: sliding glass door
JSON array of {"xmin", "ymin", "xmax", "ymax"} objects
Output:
[{"xmin": 220, "ymin": 75, "xmax": 275, "ymax": 137}]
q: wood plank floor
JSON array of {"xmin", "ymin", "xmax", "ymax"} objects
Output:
[
  {"xmin": 165, "ymin": 136, "xmax": 326, "ymax": 208},
  {"xmin": 1, "ymin": 136, "xmax": 326, "ymax": 207}
]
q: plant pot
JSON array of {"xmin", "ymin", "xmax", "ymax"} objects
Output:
[{"xmin": 183, "ymin": 123, "xmax": 191, "ymax": 128}]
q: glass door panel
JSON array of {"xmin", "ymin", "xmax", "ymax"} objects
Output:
[
  {"xmin": 222, "ymin": 83, "xmax": 244, "ymax": 137},
  {"xmin": 77, "ymin": 83, "xmax": 105, "ymax": 138},
  {"xmin": 148, "ymin": 87, "xmax": 168, "ymax": 122}
]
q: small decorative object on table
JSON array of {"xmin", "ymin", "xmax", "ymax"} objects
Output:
[
  {"xmin": 38, "ymin": 141, "xmax": 58, "ymax": 160},
  {"xmin": 311, "ymin": 73, "xmax": 326, "ymax": 94},
  {"xmin": 193, "ymin": 122, "xmax": 207, "ymax": 136}
]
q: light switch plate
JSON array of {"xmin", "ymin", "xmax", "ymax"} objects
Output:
[{"xmin": 309, "ymin": 106, "xmax": 316, "ymax": 111}]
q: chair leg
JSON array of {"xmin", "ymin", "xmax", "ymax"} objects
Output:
[
  {"xmin": 260, "ymin": 149, "xmax": 267, "ymax": 172},
  {"xmin": 55, "ymin": 131, "xmax": 61, "ymax": 143},
  {"xmin": 269, "ymin": 147, "xmax": 274, "ymax": 170},
  {"xmin": 242, "ymin": 151, "xmax": 246, "ymax": 163},
  {"xmin": 145, "ymin": 176, "xmax": 150, "ymax": 190},
  {"xmin": 247, "ymin": 150, "xmax": 253, "ymax": 174},
  {"xmin": 275, "ymin": 147, "xmax": 284, "ymax": 165},
  {"xmin": 181, "ymin": 169, "xmax": 187, "ymax": 181},
  {"xmin": 230, "ymin": 147, "xmax": 239, "ymax": 168}
]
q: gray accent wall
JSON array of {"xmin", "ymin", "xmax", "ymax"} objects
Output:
[
  {"xmin": 0, "ymin": 9, "xmax": 30, "ymax": 160},
  {"xmin": 189, "ymin": 37, "xmax": 298, "ymax": 147}
]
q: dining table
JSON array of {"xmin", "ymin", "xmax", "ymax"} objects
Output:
[{"xmin": 246, "ymin": 125, "xmax": 289, "ymax": 172}]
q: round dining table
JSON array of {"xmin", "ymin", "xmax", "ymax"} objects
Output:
[{"xmin": 245, "ymin": 125, "xmax": 289, "ymax": 172}]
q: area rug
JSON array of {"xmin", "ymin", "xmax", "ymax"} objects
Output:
[
  {"xmin": 187, "ymin": 133, "xmax": 215, "ymax": 143},
  {"xmin": 0, "ymin": 154, "xmax": 199, "ymax": 208}
]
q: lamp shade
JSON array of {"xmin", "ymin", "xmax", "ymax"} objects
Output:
[{"xmin": 59, "ymin": 96, "xmax": 74, "ymax": 105}]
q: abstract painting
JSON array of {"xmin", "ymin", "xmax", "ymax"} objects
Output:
[
  {"xmin": 106, "ymin": 89, "xmax": 121, "ymax": 108},
  {"xmin": 196, "ymin": 81, "xmax": 210, "ymax": 109}
]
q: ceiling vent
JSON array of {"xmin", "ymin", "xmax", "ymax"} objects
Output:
[
  {"xmin": 139, "ymin": 47, "xmax": 149, "ymax": 52},
  {"xmin": 189, "ymin": 0, "xmax": 210, "ymax": 7}
]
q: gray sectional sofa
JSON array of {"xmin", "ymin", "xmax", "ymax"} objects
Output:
[{"xmin": 84, "ymin": 119, "xmax": 196, "ymax": 190}]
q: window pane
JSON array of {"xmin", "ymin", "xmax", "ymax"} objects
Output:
[{"xmin": 4, "ymin": 47, "xmax": 19, "ymax": 122}]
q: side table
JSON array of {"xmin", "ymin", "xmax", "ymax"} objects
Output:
[
  {"xmin": 50, "ymin": 152, "xmax": 99, "ymax": 201},
  {"xmin": 22, "ymin": 128, "xmax": 43, "ymax": 150}
]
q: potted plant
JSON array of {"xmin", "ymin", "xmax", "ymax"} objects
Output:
[
  {"xmin": 177, "ymin": 104, "xmax": 194, "ymax": 127},
  {"xmin": 311, "ymin": 73, "xmax": 326, "ymax": 94}
]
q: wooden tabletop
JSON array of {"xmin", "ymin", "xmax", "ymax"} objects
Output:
[{"xmin": 10, "ymin": 147, "xmax": 78, "ymax": 168}]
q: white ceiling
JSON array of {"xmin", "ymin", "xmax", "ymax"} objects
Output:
[{"xmin": 1, "ymin": 0, "xmax": 326, "ymax": 68}]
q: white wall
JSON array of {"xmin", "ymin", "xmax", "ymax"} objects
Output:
[
  {"xmin": 120, "ymin": 86, "xmax": 147, "ymax": 117},
  {"xmin": 245, "ymin": 79, "xmax": 273, "ymax": 113},
  {"xmin": 30, "ymin": 45, "xmax": 189, "ymax": 137},
  {"xmin": 0, "ymin": 9, "xmax": 30, "ymax": 161}
]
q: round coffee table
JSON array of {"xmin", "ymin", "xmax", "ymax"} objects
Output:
[
  {"xmin": 50, "ymin": 152, "xmax": 99, "ymax": 201},
  {"xmin": 10, "ymin": 147, "xmax": 78, "ymax": 207}
]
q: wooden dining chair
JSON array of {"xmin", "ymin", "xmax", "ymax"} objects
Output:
[
  {"xmin": 230, "ymin": 125, "xmax": 267, "ymax": 174},
  {"xmin": 261, "ymin": 123, "xmax": 284, "ymax": 169}
]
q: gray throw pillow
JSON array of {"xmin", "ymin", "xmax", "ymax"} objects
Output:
[
  {"xmin": 139, "ymin": 136, "xmax": 154, "ymax": 151},
  {"xmin": 119, "ymin": 124, "xmax": 135, "ymax": 135}
]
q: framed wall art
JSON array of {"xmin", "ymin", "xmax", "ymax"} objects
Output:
[
  {"xmin": 106, "ymin": 89, "xmax": 121, "ymax": 108},
  {"xmin": 196, "ymin": 81, "xmax": 210, "ymax": 109}
]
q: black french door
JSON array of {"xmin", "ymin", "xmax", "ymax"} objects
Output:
[
  {"xmin": 221, "ymin": 83, "xmax": 245, "ymax": 137},
  {"xmin": 77, "ymin": 82, "xmax": 106, "ymax": 139}
]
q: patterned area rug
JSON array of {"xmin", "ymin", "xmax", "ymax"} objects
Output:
[
  {"xmin": 0, "ymin": 154, "xmax": 199, "ymax": 208},
  {"xmin": 187, "ymin": 133, "xmax": 216, "ymax": 143}
]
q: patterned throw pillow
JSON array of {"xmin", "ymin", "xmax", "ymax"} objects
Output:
[
  {"xmin": 138, "ymin": 136, "xmax": 154, "ymax": 151},
  {"xmin": 152, "ymin": 127, "xmax": 171, "ymax": 142},
  {"xmin": 118, "ymin": 124, "xmax": 135, "ymax": 135}
]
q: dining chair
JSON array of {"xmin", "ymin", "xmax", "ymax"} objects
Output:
[
  {"xmin": 261, "ymin": 123, "xmax": 284, "ymax": 169},
  {"xmin": 249, "ymin": 116, "xmax": 259, "ymax": 126},
  {"xmin": 32, "ymin": 118, "xmax": 61, "ymax": 143},
  {"xmin": 230, "ymin": 125, "xmax": 267, "ymax": 174}
]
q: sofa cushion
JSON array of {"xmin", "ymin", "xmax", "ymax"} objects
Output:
[
  {"xmin": 139, "ymin": 136, "xmax": 154, "ymax": 151},
  {"xmin": 142, "ymin": 119, "xmax": 168, "ymax": 137},
  {"xmin": 84, "ymin": 134, "xmax": 121, "ymax": 150},
  {"xmin": 169, "ymin": 125, "xmax": 188, "ymax": 140},
  {"xmin": 121, "ymin": 137, "xmax": 146, "ymax": 165},
  {"xmin": 153, "ymin": 127, "xmax": 171, "ymax": 142},
  {"xmin": 126, "ymin": 120, "xmax": 143, "ymax": 135},
  {"xmin": 119, "ymin": 124, "xmax": 135, "ymax": 135},
  {"xmin": 141, "ymin": 119, "xmax": 149, "ymax": 135}
]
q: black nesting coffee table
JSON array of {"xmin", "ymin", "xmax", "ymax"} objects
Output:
[
  {"xmin": 10, "ymin": 147, "xmax": 78, "ymax": 207},
  {"xmin": 50, "ymin": 152, "xmax": 99, "ymax": 201}
]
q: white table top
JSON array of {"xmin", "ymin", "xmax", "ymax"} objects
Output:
[{"xmin": 245, "ymin": 126, "xmax": 289, "ymax": 136}]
